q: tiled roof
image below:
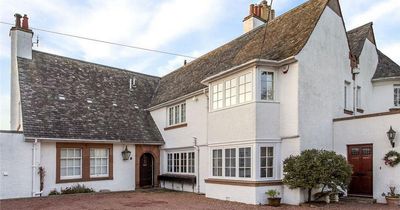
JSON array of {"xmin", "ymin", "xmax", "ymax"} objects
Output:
[
  {"xmin": 347, "ymin": 22, "xmax": 373, "ymax": 58},
  {"xmin": 373, "ymin": 50, "xmax": 400, "ymax": 80},
  {"xmin": 18, "ymin": 50, "xmax": 163, "ymax": 143},
  {"xmin": 150, "ymin": 0, "xmax": 330, "ymax": 107},
  {"xmin": 347, "ymin": 23, "xmax": 400, "ymax": 80}
]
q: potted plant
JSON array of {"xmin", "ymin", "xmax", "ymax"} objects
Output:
[
  {"xmin": 382, "ymin": 186, "xmax": 400, "ymax": 206},
  {"xmin": 266, "ymin": 189, "xmax": 281, "ymax": 207}
]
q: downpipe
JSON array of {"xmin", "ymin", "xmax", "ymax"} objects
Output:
[
  {"xmin": 31, "ymin": 139, "xmax": 42, "ymax": 197},
  {"xmin": 193, "ymin": 137, "xmax": 200, "ymax": 194}
]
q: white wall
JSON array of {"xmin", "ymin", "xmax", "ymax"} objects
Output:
[
  {"xmin": 0, "ymin": 132, "xmax": 39, "ymax": 199},
  {"xmin": 297, "ymin": 6, "xmax": 353, "ymax": 151},
  {"xmin": 151, "ymin": 94, "xmax": 208, "ymax": 193},
  {"xmin": 40, "ymin": 142, "xmax": 135, "ymax": 195},
  {"xmin": 355, "ymin": 40, "xmax": 378, "ymax": 114},
  {"xmin": 333, "ymin": 113, "xmax": 400, "ymax": 203},
  {"xmin": 371, "ymin": 80, "xmax": 399, "ymax": 112}
]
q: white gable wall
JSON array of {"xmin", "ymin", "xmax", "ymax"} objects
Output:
[
  {"xmin": 297, "ymin": 6, "xmax": 353, "ymax": 151},
  {"xmin": 356, "ymin": 40, "xmax": 379, "ymax": 113}
]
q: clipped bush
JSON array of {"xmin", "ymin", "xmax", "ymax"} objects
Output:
[
  {"xmin": 283, "ymin": 149, "xmax": 352, "ymax": 203},
  {"xmin": 61, "ymin": 184, "xmax": 95, "ymax": 194}
]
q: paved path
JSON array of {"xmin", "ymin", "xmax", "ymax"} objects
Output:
[{"xmin": 0, "ymin": 190, "xmax": 396, "ymax": 210}]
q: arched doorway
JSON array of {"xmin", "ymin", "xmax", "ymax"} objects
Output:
[{"xmin": 140, "ymin": 153, "xmax": 154, "ymax": 187}]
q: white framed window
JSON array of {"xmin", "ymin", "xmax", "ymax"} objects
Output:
[
  {"xmin": 188, "ymin": 152, "xmax": 195, "ymax": 173},
  {"xmin": 239, "ymin": 147, "xmax": 251, "ymax": 178},
  {"xmin": 90, "ymin": 148, "xmax": 109, "ymax": 178},
  {"xmin": 225, "ymin": 148, "xmax": 236, "ymax": 177},
  {"xmin": 225, "ymin": 79, "xmax": 237, "ymax": 107},
  {"xmin": 212, "ymin": 83, "xmax": 224, "ymax": 109},
  {"xmin": 394, "ymin": 85, "xmax": 400, "ymax": 107},
  {"xmin": 261, "ymin": 71, "xmax": 274, "ymax": 101},
  {"xmin": 167, "ymin": 153, "xmax": 173, "ymax": 172},
  {"xmin": 173, "ymin": 153, "xmax": 180, "ymax": 172},
  {"xmin": 212, "ymin": 149, "xmax": 223, "ymax": 177},
  {"xmin": 60, "ymin": 148, "xmax": 82, "ymax": 180},
  {"xmin": 168, "ymin": 103, "xmax": 186, "ymax": 126},
  {"xmin": 181, "ymin": 153, "xmax": 187, "ymax": 173},
  {"xmin": 239, "ymin": 73, "xmax": 252, "ymax": 103},
  {"xmin": 356, "ymin": 86, "xmax": 362, "ymax": 108},
  {"xmin": 167, "ymin": 152, "xmax": 195, "ymax": 174},
  {"xmin": 260, "ymin": 147, "xmax": 274, "ymax": 178},
  {"xmin": 344, "ymin": 81, "xmax": 351, "ymax": 110}
]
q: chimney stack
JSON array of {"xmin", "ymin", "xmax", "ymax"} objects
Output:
[
  {"xmin": 10, "ymin": 13, "xmax": 33, "ymax": 131},
  {"xmin": 243, "ymin": 0, "xmax": 275, "ymax": 33}
]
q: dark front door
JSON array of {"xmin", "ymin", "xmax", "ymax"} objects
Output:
[
  {"xmin": 140, "ymin": 153, "xmax": 154, "ymax": 187},
  {"xmin": 347, "ymin": 144, "xmax": 373, "ymax": 196}
]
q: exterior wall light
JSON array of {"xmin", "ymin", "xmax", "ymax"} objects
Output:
[
  {"xmin": 121, "ymin": 146, "xmax": 132, "ymax": 160},
  {"xmin": 387, "ymin": 126, "xmax": 396, "ymax": 148}
]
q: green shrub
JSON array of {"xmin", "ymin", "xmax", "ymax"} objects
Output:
[
  {"xmin": 266, "ymin": 189, "xmax": 280, "ymax": 198},
  {"xmin": 48, "ymin": 189, "xmax": 60, "ymax": 196},
  {"xmin": 283, "ymin": 149, "xmax": 352, "ymax": 203},
  {"xmin": 61, "ymin": 184, "xmax": 95, "ymax": 194}
]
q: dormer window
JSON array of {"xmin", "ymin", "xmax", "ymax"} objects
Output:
[
  {"xmin": 261, "ymin": 71, "xmax": 274, "ymax": 101},
  {"xmin": 168, "ymin": 102, "xmax": 186, "ymax": 126}
]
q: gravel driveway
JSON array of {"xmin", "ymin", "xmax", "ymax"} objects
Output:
[{"xmin": 0, "ymin": 189, "xmax": 395, "ymax": 210}]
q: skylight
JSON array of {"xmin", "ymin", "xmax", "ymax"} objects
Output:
[{"xmin": 58, "ymin": 94, "xmax": 65, "ymax": 100}]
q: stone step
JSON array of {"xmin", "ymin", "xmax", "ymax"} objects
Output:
[{"xmin": 341, "ymin": 196, "xmax": 376, "ymax": 204}]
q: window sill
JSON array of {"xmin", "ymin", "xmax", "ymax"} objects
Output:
[
  {"xmin": 389, "ymin": 107, "xmax": 400, "ymax": 112},
  {"xmin": 57, "ymin": 176, "xmax": 113, "ymax": 184},
  {"xmin": 164, "ymin": 123, "xmax": 188, "ymax": 131},
  {"xmin": 205, "ymin": 178, "xmax": 283, "ymax": 187},
  {"xmin": 356, "ymin": 108, "xmax": 364, "ymax": 113},
  {"xmin": 344, "ymin": 109, "xmax": 354, "ymax": 115}
]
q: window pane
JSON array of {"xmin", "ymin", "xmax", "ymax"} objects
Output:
[
  {"xmin": 90, "ymin": 148, "xmax": 109, "ymax": 177},
  {"xmin": 60, "ymin": 148, "xmax": 82, "ymax": 179},
  {"xmin": 239, "ymin": 147, "xmax": 251, "ymax": 178},
  {"xmin": 181, "ymin": 103, "xmax": 186, "ymax": 122}
]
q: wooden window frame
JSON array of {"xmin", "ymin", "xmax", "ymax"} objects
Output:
[{"xmin": 56, "ymin": 143, "xmax": 113, "ymax": 183}]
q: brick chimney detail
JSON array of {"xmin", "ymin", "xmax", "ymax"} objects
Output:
[
  {"xmin": 22, "ymin": 15, "xmax": 29, "ymax": 30},
  {"xmin": 14, "ymin": 13, "xmax": 22, "ymax": 28},
  {"xmin": 243, "ymin": 0, "xmax": 275, "ymax": 33}
]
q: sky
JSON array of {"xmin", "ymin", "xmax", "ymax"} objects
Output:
[{"xmin": 0, "ymin": 0, "xmax": 399, "ymax": 130}]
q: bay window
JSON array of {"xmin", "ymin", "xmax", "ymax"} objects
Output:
[
  {"xmin": 212, "ymin": 83, "xmax": 224, "ymax": 109},
  {"xmin": 225, "ymin": 79, "xmax": 237, "ymax": 107},
  {"xmin": 239, "ymin": 73, "xmax": 252, "ymax": 103},
  {"xmin": 225, "ymin": 148, "xmax": 236, "ymax": 177},
  {"xmin": 167, "ymin": 153, "xmax": 173, "ymax": 172},
  {"xmin": 212, "ymin": 149, "xmax": 223, "ymax": 176},
  {"xmin": 239, "ymin": 147, "xmax": 251, "ymax": 178},
  {"xmin": 167, "ymin": 152, "xmax": 195, "ymax": 174},
  {"xmin": 261, "ymin": 71, "xmax": 274, "ymax": 101},
  {"xmin": 260, "ymin": 147, "xmax": 274, "ymax": 178},
  {"xmin": 395, "ymin": 85, "xmax": 400, "ymax": 107},
  {"xmin": 168, "ymin": 103, "xmax": 186, "ymax": 126}
]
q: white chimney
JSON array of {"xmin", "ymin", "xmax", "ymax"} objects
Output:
[
  {"xmin": 10, "ymin": 13, "xmax": 33, "ymax": 131},
  {"xmin": 243, "ymin": 1, "xmax": 275, "ymax": 33}
]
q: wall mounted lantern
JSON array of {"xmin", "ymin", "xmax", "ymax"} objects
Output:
[
  {"xmin": 387, "ymin": 126, "xmax": 396, "ymax": 148},
  {"xmin": 121, "ymin": 146, "xmax": 132, "ymax": 160}
]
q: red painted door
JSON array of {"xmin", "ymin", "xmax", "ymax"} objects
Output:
[{"xmin": 347, "ymin": 144, "xmax": 373, "ymax": 196}]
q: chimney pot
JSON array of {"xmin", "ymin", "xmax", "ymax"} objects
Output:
[
  {"xmin": 22, "ymin": 14, "xmax": 29, "ymax": 30},
  {"xmin": 249, "ymin": 4, "xmax": 254, "ymax": 15},
  {"xmin": 14, "ymin": 13, "xmax": 22, "ymax": 28}
]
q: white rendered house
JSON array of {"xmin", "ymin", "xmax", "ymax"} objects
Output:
[{"xmin": 1, "ymin": 0, "xmax": 399, "ymax": 205}]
